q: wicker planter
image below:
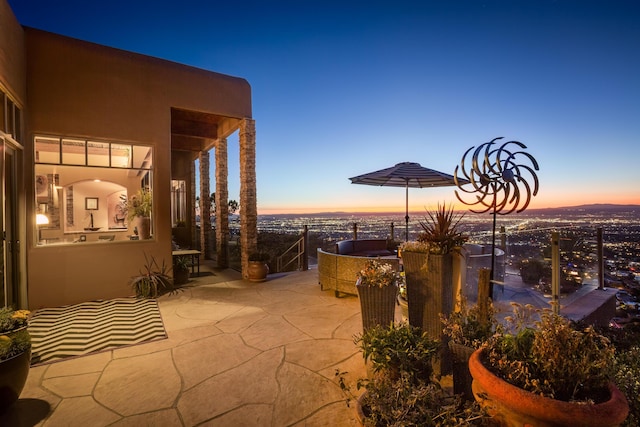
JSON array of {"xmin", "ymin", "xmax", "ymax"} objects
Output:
[
  {"xmin": 401, "ymin": 251, "xmax": 429, "ymax": 329},
  {"xmin": 356, "ymin": 279, "xmax": 398, "ymax": 332},
  {"xmin": 403, "ymin": 251, "xmax": 454, "ymax": 374},
  {"xmin": 469, "ymin": 348, "xmax": 629, "ymax": 427}
]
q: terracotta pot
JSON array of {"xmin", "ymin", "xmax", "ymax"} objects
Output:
[
  {"xmin": 0, "ymin": 349, "xmax": 31, "ymax": 413},
  {"xmin": 248, "ymin": 261, "xmax": 269, "ymax": 282},
  {"xmin": 356, "ymin": 279, "xmax": 397, "ymax": 332},
  {"xmin": 468, "ymin": 348, "xmax": 629, "ymax": 427},
  {"xmin": 136, "ymin": 216, "xmax": 151, "ymax": 239}
]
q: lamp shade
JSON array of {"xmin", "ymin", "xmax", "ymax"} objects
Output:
[{"xmin": 36, "ymin": 214, "xmax": 49, "ymax": 225}]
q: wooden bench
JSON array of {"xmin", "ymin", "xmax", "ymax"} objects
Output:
[{"xmin": 172, "ymin": 249, "xmax": 201, "ymax": 276}]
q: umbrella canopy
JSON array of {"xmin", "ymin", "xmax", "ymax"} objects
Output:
[{"xmin": 349, "ymin": 162, "xmax": 465, "ymax": 241}]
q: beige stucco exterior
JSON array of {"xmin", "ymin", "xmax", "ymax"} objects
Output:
[{"xmin": 1, "ymin": 0, "xmax": 257, "ymax": 309}]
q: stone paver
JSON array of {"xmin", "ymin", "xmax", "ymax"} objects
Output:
[
  {"xmin": 0, "ymin": 263, "xmax": 605, "ymax": 426},
  {"xmin": 1, "ymin": 265, "xmax": 367, "ymax": 426}
]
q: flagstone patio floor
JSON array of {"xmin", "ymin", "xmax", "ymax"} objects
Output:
[
  {"xmin": 2, "ymin": 263, "xmax": 371, "ymax": 426},
  {"xmin": 1, "ymin": 259, "xmax": 611, "ymax": 426}
]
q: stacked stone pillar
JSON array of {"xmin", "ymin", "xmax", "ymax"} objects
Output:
[
  {"xmin": 239, "ymin": 118, "xmax": 258, "ymax": 279},
  {"xmin": 198, "ymin": 151, "xmax": 211, "ymax": 259},
  {"xmin": 215, "ymin": 138, "xmax": 229, "ymax": 268},
  {"xmin": 190, "ymin": 160, "xmax": 197, "ymax": 247}
]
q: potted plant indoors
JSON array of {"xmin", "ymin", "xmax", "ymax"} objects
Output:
[
  {"xmin": 127, "ymin": 188, "xmax": 152, "ymax": 239},
  {"xmin": 441, "ymin": 297, "xmax": 501, "ymax": 401},
  {"xmin": 129, "ymin": 253, "xmax": 172, "ymax": 298},
  {"xmin": 0, "ymin": 307, "xmax": 31, "ymax": 412},
  {"xmin": 355, "ymin": 259, "xmax": 398, "ymax": 332},
  {"xmin": 469, "ymin": 302, "xmax": 629, "ymax": 427},
  {"xmin": 337, "ymin": 322, "xmax": 486, "ymax": 426},
  {"xmin": 173, "ymin": 255, "xmax": 191, "ymax": 285},
  {"xmin": 248, "ymin": 252, "xmax": 270, "ymax": 282}
]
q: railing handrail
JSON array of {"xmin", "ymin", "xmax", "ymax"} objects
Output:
[{"xmin": 276, "ymin": 236, "xmax": 305, "ymax": 272}]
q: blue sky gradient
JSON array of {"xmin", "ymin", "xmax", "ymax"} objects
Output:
[{"xmin": 9, "ymin": 0, "xmax": 640, "ymax": 214}]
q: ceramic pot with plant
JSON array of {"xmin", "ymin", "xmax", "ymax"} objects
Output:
[
  {"xmin": 469, "ymin": 302, "xmax": 629, "ymax": 427},
  {"xmin": 337, "ymin": 322, "xmax": 487, "ymax": 426},
  {"xmin": 173, "ymin": 255, "xmax": 191, "ymax": 285},
  {"xmin": 0, "ymin": 307, "xmax": 31, "ymax": 412},
  {"xmin": 130, "ymin": 253, "xmax": 172, "ymax": 298},
  {"xmin": 355, "ymin": 259, "xmax": 398, "ymax": 332},
  {"xmin": 248, "ymin": 252, "xmax": 269, "ymax": 282},
  {"xmin": 127, "ymin": 189, "xmax": 152, "ymax": 239}
]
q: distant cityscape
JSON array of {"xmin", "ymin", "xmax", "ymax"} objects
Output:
[{"xmin": 251, "ymin": 204, "xmax": 640, "ymax": 289}]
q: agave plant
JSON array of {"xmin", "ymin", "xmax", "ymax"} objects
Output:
[
  {"xmin": 130, "ymin": 253, "xmax": 172, "ymax": 298},
  {"xmin": 417, "ymin": 202, "xmax": 467, "ymax": 254}
]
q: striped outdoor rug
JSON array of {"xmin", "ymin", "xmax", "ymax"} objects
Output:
[{"xmin": 28, "ymin": 298, "xmax": 167, "ymax": 365}]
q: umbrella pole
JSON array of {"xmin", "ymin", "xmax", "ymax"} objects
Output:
[{"xmin": 405, "ymin": 181, "xmax": 409, "ymax": 242}]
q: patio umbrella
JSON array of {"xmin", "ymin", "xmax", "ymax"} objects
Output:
[{"xmin": 349, "ymin": 162, "xmax": 466, "ymax": 241}]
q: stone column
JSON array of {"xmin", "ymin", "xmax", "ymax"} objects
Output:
[
  {"xmin": 190, "ymin": 160, "xmax": 197, "ymax": 247},
  {"xmin": 199, "ymin": 151, "xmax": 211, "ymax": 259},
  {"xmin": 239, "ymin": 118, "xmax": 258, "ymax": 279},
  {"xmin": 215, "ymin": 138, "xmax": 229, "ymax": 268}
]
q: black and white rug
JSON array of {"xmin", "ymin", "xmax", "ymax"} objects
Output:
[{"xmin": 28, "ymin": 298, "xmax": 167, "ymax": 365}]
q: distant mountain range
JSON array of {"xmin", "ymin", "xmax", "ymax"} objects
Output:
[
  {"xmin": 260, "ymin": 204, "xmax": 640, "ymax": 218},
  {"xmin": 526, "ymin": 204, "xmax": 640, "ymax": 215}
]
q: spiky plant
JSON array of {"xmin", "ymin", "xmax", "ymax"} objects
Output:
[
  {"xmin": 129, "ymin": 253, "xmax": 172, "ymax": 298},
  {"xmin": 417, "ymin": 202, "xmax": 467, "ymax": 254}
]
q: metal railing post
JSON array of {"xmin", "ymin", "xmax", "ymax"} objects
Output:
[{"xmin": 302, "ymin": 225, "xmax": 309, "ymax": 271}]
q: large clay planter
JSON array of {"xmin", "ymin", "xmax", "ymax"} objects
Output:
[
  {"xmin": 468, "ymin": 349, "xmax": 629, "ymax": 427},
  {"xmin": 136, "ymin": 216, "xmax": 151, "ymax": 239},
  {"xmin": 248, "ymin": 261, "xmax": 269, "ymax": 282},
  {"xmin": 0, "ymin": 349, "xmax": 31, "ymax": 413},
  {"xmin": 356, "ymin": 279, "xmax": 398, "ymax": 332}
]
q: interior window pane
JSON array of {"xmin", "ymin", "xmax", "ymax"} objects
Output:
[
  {"xmin": 111, "ymin": 143, "xmax": 131, "ymax": 168},
  {"xmin": 14, "ymin": 107, "xmax": 21, "ymax": 142},
  {"xmin": 6, "ymin": 98, "xmax": 14, "ymax": 136},
  {"xmin": 35, "ymin": 136, "xmax": 61, "ymax": 164},
  {"xmin": 87, "ymin": 141, "xmax": 110, "ymax": 166},
  {"xmin": 34, "ymin": 135, "xmax": 155, "ymax": 246},
  {"xmin": 62, "ymin": 138, "xmax": 86, "ymax": 165}
]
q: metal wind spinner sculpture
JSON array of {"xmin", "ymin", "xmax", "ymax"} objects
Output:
[{"xmin": 454, "ymin": 137, "xmax": 540, "ymax": 290}]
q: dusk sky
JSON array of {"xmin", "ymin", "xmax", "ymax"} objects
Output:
[{"xmin": 9, "ymin": 0, "xmax": 640, "ymax": 215}]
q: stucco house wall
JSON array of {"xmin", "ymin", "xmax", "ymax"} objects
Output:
[
  {"xmin": 18, "ymin": 27, "xmax": 251, "ymax": 308},
  {"xmin": 0, "ymin": 0, "xmax": 25, "ymax": 104}
]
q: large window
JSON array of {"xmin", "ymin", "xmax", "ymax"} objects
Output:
[
  {"xmin": 1, "ymin": 90, "xmax": 22, "ymax": 143},
  {"xmin": 34, "ymin": 136, "xmax": 153, "ymax": 245}
]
